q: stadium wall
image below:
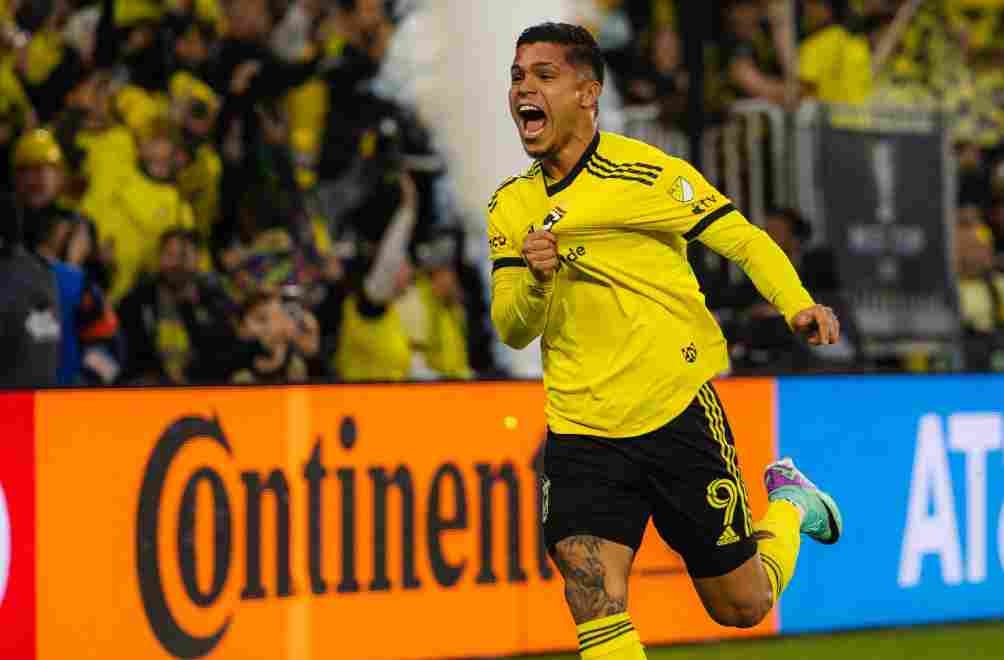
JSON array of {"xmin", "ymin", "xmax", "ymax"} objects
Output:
[
  {"xmin": 1, "ymin": 376, "xmax": 1000, "ymax": 658},
  {"xmin": 0, "ymin": 380, "xmax": 774, "ymax": 660},
  {"xmin": 777, "ymin": 375, "xmax": 1004, "ymax": 633}
]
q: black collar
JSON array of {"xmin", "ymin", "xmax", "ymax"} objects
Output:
[{"xmin": 544, "ymin": 131, "xmax": 600, "ymax": 196}]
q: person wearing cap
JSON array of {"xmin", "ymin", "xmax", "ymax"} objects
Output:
[
  {"xmin": 12, "ymin": 128, "xmax": 121, "ymax": 385},
  {"xmin": 397, "ymin": 232, "xmax": 473, "ymax": 380}
]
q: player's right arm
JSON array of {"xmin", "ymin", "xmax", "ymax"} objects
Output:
[{"xmin": 487, "ymin": 193, "xmax": 556, "ymax": 349}]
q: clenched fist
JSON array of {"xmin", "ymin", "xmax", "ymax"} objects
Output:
[
  {"xmin": 522, "ymin": 230, "xmax": 559, "ymax": 282},
  {"xmin": 791, "ymin": 305, "xmax": 841, "ymax": 346}
]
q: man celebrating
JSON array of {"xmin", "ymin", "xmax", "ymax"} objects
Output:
[{"xmin": 488, "ymin": 23, "xmax": 842, "ymax": 660}]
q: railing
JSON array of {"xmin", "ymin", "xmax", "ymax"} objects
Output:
[
  {"xmin": 621, "ymin": 100, "xmax": 961, "ymax": 365},
  {"xmin": 621, "ymin": 100, "xmax": 791, "ymax": 228}
]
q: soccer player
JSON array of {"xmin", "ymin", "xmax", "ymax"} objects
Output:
[{"xmin": 488, "ymin": 23, "xmax": 843, "ymax": 660}]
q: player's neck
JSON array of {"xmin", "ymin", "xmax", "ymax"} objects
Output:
[{"xmin": 541, "ymin": 128, "xmax": 599, "ymax": 183}]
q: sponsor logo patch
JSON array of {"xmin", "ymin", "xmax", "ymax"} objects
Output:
[{"xmin": 670, "ymin": 176, "xmax": 695, "ymax": 203}]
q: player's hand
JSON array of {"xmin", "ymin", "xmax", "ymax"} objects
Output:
[
  {"xmin": 522, "ymin": 230, "xmax": 558, "ymax": 283},
  {"xmin": 791, "ymin": 305, "xmax": 840, "ymax": 346}
]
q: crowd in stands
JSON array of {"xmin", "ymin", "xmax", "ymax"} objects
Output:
[
  {"xmin": 587, "ymin": 0, "xmax": 1004, "ymax": 373},
  {"xmin": 1, "ymin": 0, "xmax": 1003, "ymax": 388},
  {"xmin": 0, "ymin": 0, "xmax": 501, "ymax": 388}
]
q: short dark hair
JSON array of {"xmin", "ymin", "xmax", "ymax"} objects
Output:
[{"xmin": 516, "ymin": 22, "xmax": 605, "ymax": 86}]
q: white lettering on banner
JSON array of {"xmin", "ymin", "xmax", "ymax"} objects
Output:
[
  {"xmin": 899, "ymin": 415, "xmax": 963, "ymax": 587},
  {"xmin": 949, "ymin": 414, "xmax": 1002, "ymax": 582},
  {"xmin": 899, "ymin": 413, "xmax": 1004, "ymax": 588},
  {"xmin": 999, "ymin": 505, "xmax": 1004, "ymax": 574},
  {"xmin": 0, "ymin": 481, "xmax": 9, "ymax": 605}
]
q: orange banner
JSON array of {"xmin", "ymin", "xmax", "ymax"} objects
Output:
[{"xmin": 34, "ymin": 379, "xmax": 776, "ymax": 659}]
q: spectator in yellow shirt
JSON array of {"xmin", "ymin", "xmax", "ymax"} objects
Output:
[
  {"xmin": 80, "ymin": 117, "xmax": 195, "ymax": 301},
  {"xmin": 799, "ymin": 0, "xmax": 873, "ymax": 105},
  {"xmin": 956, "ymin": 214, "xmax": 1004, "ymax": 371},
  {"xmin": 398, "ymin": 233, "xmax": 473, "ymax": 381},
  {"xmin": 61, "ymin": 70, "xmax": 139, "ymax": 203},
  {"xmin": 171, "ymin": 72, "xmax": 222, "ymax": 242}
]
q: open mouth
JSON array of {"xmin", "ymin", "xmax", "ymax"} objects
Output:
[{"xmin": 516, "ymin": 103, "xmax": 547, "ymax": 140}]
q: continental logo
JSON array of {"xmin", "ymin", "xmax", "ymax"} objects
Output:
[{"xmin": 137, "ymin": 415, "xmax": 554, "ymax": 658}]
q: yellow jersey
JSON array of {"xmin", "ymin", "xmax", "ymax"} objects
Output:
[
  {"xmin": 334, "ymin": 295, "xmax": 411, "ymax": 382},
  {"xmin": 799, "ymin": 25, "xmax": 872, "ymax": 105},
  {"xmin": 81, "ymin": 170, "xmax": 195, "ymax": 302},
  {"xmin": 488, "ymin": 131, "xmax": 814, "ymax": 437},
  {"xmin": 398, "ymin": 275, "xmax": 474, "ymax": 380}
]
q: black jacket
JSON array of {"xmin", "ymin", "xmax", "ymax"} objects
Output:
[
  {"xmin": 117, "ymin": 275, "xmax": 237, "ymax": 384},
  {"xmin": 0, "ymin": 246, "xmax": 60, "ymax": 387}
]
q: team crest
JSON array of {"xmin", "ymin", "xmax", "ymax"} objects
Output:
[
  {"xmin": 542, "ymin": 206, "xmax": 566, "ymax": 231},
  {"xmin": 669, "ymin": 176, "xmax": 695, "ymax": 203},
  {"xmin": 682, "ymin": 342, "xmax": 698, "ymax": 363}
]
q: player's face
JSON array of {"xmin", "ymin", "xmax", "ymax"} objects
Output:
[{"xmin": 510, "ymin": 42, "xmax": 589, "ymax": 159}]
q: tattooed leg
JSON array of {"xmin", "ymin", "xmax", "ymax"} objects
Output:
[{"xmin": 552, "ymin": 535, "xmax": 635, "ymax": 624}]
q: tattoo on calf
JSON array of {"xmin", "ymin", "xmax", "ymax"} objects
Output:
[{"xmin": 554, "ymin": 535, "xmax": 627, "ymax": 623}]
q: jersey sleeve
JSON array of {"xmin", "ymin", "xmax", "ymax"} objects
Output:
[
  {"xmin": 624, "ymin": 157, "xmax": 741, "ymax": 240},
  {"xmin": 486, "ymin": 187, "xmax": 525, "ymax": 272},
  {"xmin": 485, "ymin": 186, "xmax": 553, "ymax": 349},
  {"xmin": 699, "ymin": 212, "xmax": 816, "ymax": 324}
]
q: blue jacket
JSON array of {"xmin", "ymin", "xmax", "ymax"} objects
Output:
[{"xmin": 50, "ymin": 260, "xmax": 84, "ymax": 385}]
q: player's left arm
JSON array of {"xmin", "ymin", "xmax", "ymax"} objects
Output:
[
  {"xmin": 629, "ymin": 157, "xmax": 838, "ymax": 345},
  {"xmin": 697, "ymin": 214, "xmax": 840, "ymax": 346}
]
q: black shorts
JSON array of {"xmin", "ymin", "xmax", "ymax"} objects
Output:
[{"xmin": 542, "ymin": 382, "xmax": 757, "ymax": 578}]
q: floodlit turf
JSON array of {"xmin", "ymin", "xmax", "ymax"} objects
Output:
[{"xmin": 520, "ymin": 620, "xmax": 1004, "ymax": 660}]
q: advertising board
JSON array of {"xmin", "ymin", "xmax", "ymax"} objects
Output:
[
  {"xmin": 28, "ymin": 379, "xmax": 776, "ymax": 659},
  {"xmin": 0, "ymin": 392, "xmax": 36, "ymax": 660},
  {"xmin": 777, "ymin": 375, "xmax": 1004, "ymax": 633}
]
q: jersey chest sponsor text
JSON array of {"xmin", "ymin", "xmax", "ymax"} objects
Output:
[{"xmin": 557, "ymin": 245, "xmax": 587, "ymax": 268}]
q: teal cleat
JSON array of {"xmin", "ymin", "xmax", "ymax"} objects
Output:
[{"xmin": 764, "ymin": 457, "xmax": 842, "ymax": 545}]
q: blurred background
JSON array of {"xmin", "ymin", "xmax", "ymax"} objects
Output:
[
  {"xmin": 1, "ymin": 0, "xmax": 1002, "ymax": 388},
  {"xmin": 0, "ymin": 2, "xmax": 1003, "ymax": 660}
]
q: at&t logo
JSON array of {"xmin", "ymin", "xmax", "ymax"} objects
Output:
[{"xmin": 0, "ymin": 481, "xmax": 10, "ymax": 606}]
